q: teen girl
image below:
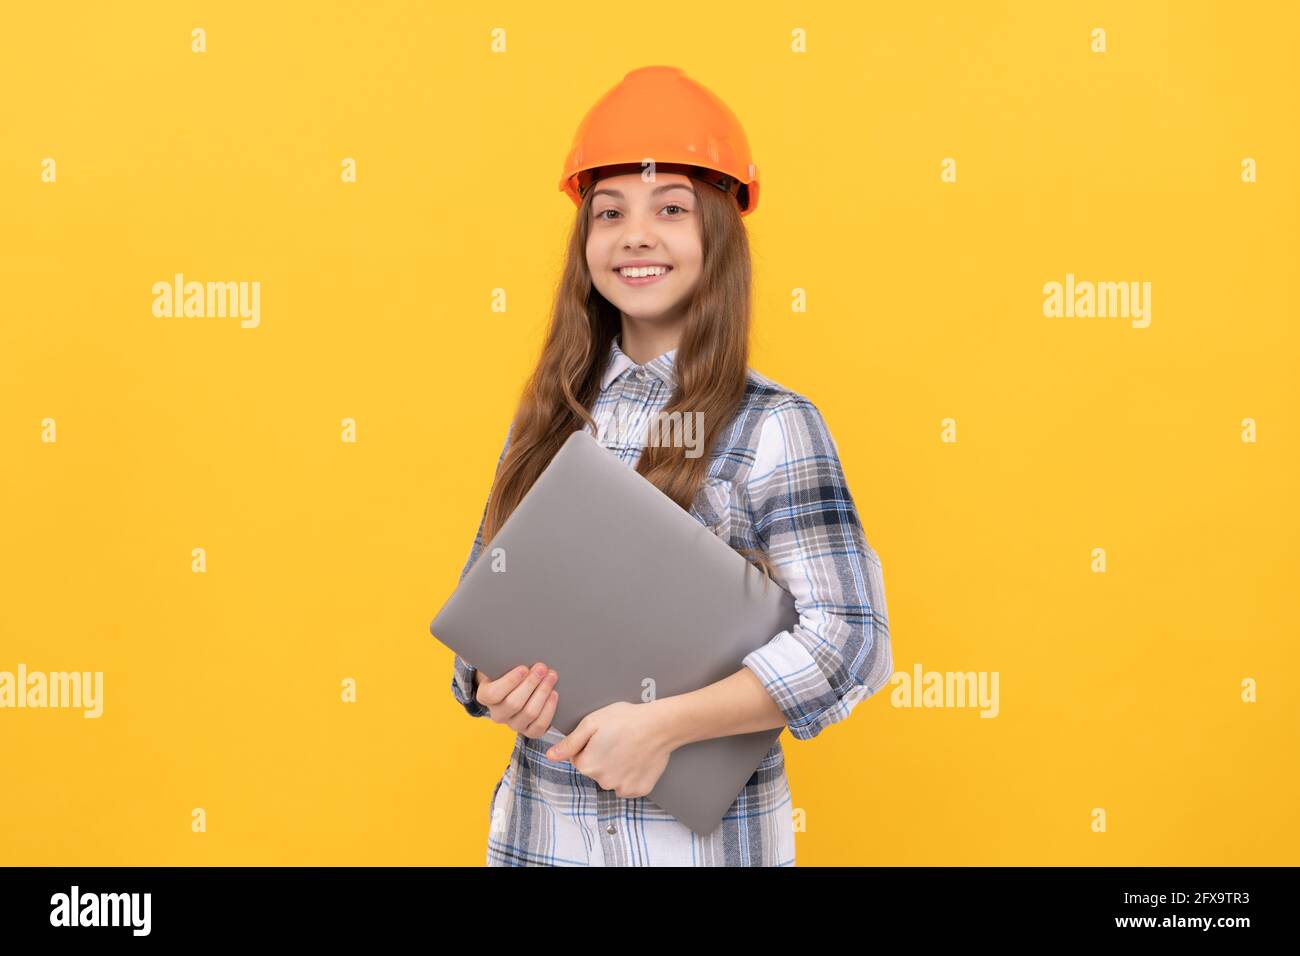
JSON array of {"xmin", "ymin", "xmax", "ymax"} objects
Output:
[{"xmin": 449, "ymin": 66, "xmax": 892, "ymax": 866}]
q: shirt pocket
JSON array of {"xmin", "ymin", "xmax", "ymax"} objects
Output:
[{"xmin": 688, "ymin": 475, "xmax": 735, "ymax": 543}]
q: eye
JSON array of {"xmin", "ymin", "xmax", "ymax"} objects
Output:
[{"xmin": 594, "ymin": 205, "xmax": 688, "ymax": 221}]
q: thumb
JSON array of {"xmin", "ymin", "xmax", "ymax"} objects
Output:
[{"xmin": 546, "ymin": 720, "xmax": 594, "ymax": 762}]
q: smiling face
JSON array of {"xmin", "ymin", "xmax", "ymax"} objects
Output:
[{"xmin": 585, "ymin": 171, "xmax": 703, "ymax": 331}]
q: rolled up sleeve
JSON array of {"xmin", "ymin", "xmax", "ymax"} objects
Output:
[
  {"xmin": 448, "ymin": 424, "xmax": 513, "ymax": 719},
  {"xmin": 740, "ymin": 397, "xmax": 893, "ymax": 741},
  {"xmin": 451, "ymin": 653, "xmax": 490, "ymax": 718}
]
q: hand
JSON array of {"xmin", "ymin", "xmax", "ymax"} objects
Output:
[
  {"xmin": 474, "ymin": 662, "xmax": 559, "ymax": 739},
  {"xmin": 544, "ymin": 700, "xmax": 675, "ymax": 799}
]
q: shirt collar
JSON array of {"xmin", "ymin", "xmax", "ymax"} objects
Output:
[{"xmin": 599, "ymin": 334, "xmax": 678, "ymax": 391}]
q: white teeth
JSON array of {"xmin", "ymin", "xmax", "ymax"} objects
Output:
[{"xmin": 619, "ymin": 266, "xmax": 669, "ymax": 278}]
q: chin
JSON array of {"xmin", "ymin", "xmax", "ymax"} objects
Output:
[{"xmin": 618, "ymin": 302, "xmax": 685, "ymax": 323}]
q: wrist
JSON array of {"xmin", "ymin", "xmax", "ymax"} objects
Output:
[{"xmin": 650, "ymin": 694, "xmax": 693, "ymax": 751}]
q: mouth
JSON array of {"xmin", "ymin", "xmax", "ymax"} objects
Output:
[{"xmin": 614, "ymin": 265, "xmax": 673, "ymax": 287}]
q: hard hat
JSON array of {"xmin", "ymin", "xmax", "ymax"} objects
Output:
[{"xmin": 558, "ymin": 65, "xmax": 760, "ymax": 217}]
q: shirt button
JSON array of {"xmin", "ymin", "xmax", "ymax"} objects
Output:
[
  {"xmin": 605, "ymin": 823, "xmax": 617, "ymax": 835},
  {"xmin": 634, "ymin": 369, "xmax": 647, "ymax": 381}
]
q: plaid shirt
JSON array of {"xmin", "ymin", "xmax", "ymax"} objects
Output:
[{"xmin": 449, "ymin": 336, "xmax": 892, "ymax": 866}]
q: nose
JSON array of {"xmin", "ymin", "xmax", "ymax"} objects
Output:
[{"xmin": 617, "ymin": 209, "xmax": 658, "ymax": 248}]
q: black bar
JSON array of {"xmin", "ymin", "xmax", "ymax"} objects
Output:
[{"xmin": 0, "ymin": 866, "xmax": 1284, "ymax": 940}]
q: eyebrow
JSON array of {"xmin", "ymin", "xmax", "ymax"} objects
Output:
[{"xmin": 591, "ymin": 182, "xmax": 696, "ymax": 201}]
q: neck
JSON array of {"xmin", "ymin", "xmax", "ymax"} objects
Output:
[{"xmin": 619, "ymin": 313, "xmax": 685, "ymax": 364}]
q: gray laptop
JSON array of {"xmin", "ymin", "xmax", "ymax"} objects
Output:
[{"xmin": 430, "ymin": 429, "xmax": 798, "ymax": 836}]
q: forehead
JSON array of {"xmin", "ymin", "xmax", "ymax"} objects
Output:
[{"xmin": 592, "ymin": 171, "xmax": 695, "ymax": 193}]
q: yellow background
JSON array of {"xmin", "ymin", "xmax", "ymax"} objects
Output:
[{"xmin": 2, "ymin": 1, "xmax": 1296, "ymax": 865}]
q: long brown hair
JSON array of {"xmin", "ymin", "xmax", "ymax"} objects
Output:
[{"xmin": 480, "ymin": 175, "xmax": 775, "ymax": 581}]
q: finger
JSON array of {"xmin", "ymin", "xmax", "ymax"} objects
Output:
[
  {"xmin": 511, "ymin": 669, "xmax": 558, "ymax": 733},
  {"xmin": 523, "ymin": 687, "xmax": 559, "ymax": 738},
  {"xmin": 500, "ymin": 662, "xmax": 550, "ymax": 717},
  {"xmin": 476, "ymin": 665, "xmax": 530, "ymax": 708},
  {"xmin": 546, "ymin": 718, "xmax": 595, "ymax": 762}
]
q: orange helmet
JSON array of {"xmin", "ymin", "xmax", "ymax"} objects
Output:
[{"xmin": 559, "ymin": 66, "xmax": 760, "ymax": 217}]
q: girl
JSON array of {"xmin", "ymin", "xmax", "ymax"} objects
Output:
[{"xmin": 449, "ymin": 66, "xmax": 892, "ymax": 866}]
